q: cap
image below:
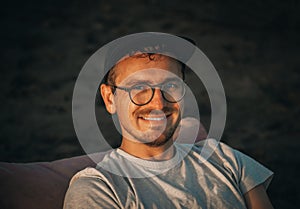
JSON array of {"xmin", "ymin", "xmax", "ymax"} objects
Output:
[{"xmin": 103, "ymin": 32, "xmax": 197, "ymax": 76}]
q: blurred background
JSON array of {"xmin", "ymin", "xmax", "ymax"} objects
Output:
[{"xmin": 0, "ymin": 0, "xmax": 299, "ymax": 208}]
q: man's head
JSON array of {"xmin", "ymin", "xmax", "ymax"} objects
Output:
[{"xmin": 100, "ymin": 53, "xmax": 185, "ymax": 147}]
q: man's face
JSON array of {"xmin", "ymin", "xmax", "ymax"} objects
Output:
[{"xmin": 101, "ymin": 54, "xmax": 184, "ymax": 147}]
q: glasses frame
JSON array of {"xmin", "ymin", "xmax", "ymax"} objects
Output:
[{"xmin": 110, "ymin": 81, "xmax": 186, "ymax": 106}]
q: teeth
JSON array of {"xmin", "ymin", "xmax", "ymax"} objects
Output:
[{"xmin": 143, "ymin": 117, "xmax": 165, "ymax": 121}]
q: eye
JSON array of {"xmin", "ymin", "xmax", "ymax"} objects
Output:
[
  {"xmin": 131, "ymin": 84, "xmax": 148, "ymax": 91},
  {"xmin": 164, "ymin": 82, "xmax": 179, "ymax": 90}
]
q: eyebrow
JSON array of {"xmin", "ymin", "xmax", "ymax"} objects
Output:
[
  {"xmin": 124, "ymin": 79, "xmax": 150, "ymax": 86},
  {"xmin": 123, "ymin": 77, "xmax": 182, "ymax": 86}
]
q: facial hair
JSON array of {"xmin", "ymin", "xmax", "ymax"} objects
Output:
[{"xmin": 121, "ymin": 106, "xmax": 182, "ymax": 147}]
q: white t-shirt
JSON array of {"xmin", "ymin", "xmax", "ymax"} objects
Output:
[{"xmin": 64, "ymin": 139, "xmax": 273, "ymax": 209}]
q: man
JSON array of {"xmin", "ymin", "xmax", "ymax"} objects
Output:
[{"xmin": 64, "ymin": 34, "xmax": 274, "ymax": 208}]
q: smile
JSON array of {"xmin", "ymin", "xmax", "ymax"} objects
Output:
[
  {"xmin": 142, "ymin": 116, "xmax": 166, "ymax": 121},
  {"xmin": 139, "ymin": 112, "xmax": 172, "ymax": 121}
]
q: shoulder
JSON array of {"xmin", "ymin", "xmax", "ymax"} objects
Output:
[
  {"xmin": 69, "ymin": 167, "xmax": 104, "ymax": 184},
  {"xmin": 190, "ymin": 138, "xmax": 238, "ymax": 163},
  {"xmin": 68, "ymin": 149, "xmax": 130, "ymax": 189},
  {"xmin": 176, "ymin": 139, "xmax": 242, "ymax": 182},
  {"xmin": 191, "ymin": 138, "xmax": 251, "ymax": 163},
  {"xmin": 68, "ymin": 149, "xmax": 123, "ymax": 184}
]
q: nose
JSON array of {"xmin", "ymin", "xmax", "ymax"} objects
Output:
[{"xmin": 148, "ymin": 88, "xmax": 165, "ymax": 109}]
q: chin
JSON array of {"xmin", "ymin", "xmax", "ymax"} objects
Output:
[
  {"xmin": 144, "ymin": 130, "xmax": 175, "ymax": 147},
  {"xmin": 145, "ymin": 137, "xmax": 171, "ymax": 147}
]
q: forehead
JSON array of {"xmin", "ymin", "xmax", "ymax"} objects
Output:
[{"xmin": 113, "ymin": 54, "xmax": 182, "ymax": 84}]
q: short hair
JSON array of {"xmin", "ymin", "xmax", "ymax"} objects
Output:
[{"xmin": 104, "ymin": 53, "xmax": 186, "ymax": 86}]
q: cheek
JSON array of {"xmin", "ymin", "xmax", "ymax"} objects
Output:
[
  {"xmin": 115, "ymin": 95, "xmax": 137, "ymax": 119},
  {"xmin": 115, "ymin": 92, "xmax": 130, "ymax": 107},
  {"xmin": 177, "ymin": 101, "xmax": 184, "ymax": 114},
  {"xmin": 172, "ymin": 102, "xmax": 182, "ymax": 113}
]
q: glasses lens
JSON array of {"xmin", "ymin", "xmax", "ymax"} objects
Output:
[
  {"xmin": 130, "ymin": 84, "xmax": 153, "ymax": 105},
  {"xmin": 162, "ymin": 80, "xmax": 185, "ymax": 102}
]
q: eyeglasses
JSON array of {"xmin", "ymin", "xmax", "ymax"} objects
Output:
[{"xmin": 111, "ymin": 79, "xmax": 186, "ymax": 106}]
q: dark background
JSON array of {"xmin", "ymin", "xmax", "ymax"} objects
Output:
[{"xmin": 1, "ymin": 0, "xmax": 299, "ymax": 208}]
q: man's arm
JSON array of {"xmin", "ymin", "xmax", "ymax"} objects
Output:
[{"xmin": 243, "ymin": 184, "xmax": 274, "ymax": 209}]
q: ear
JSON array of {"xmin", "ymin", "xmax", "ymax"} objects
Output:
[{"xmin": 100, "ymin": 84, "xmax": 116, "ymax": 114}]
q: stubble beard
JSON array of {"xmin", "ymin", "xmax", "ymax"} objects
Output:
[
  {"xmin": 122, "ymin": 113, "xmax": 181, "ymax": 147},
  {"xmin": 145, "ymin": 117, "xmax": 181, "ymax": 147}
]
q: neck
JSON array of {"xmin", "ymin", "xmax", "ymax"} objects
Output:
[{"xmin": 119, "ymin": 138, "xmax": 175, "ymax": 161}]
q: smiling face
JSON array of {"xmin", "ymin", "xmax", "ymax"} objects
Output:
[{"xmin": 101, "ymin": 54, "xmax": 184, "ymax": 147}]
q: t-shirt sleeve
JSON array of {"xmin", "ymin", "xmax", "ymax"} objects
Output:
[
  {"xmin": 233, "ymin": 149, "xmax": 274, "ymax": 194},
  {"xmin": 193, "ymin": 139, "xmax": 274, "ymax": 196},
  {"xmin": 63, "ymin": 172, "xmax": 121, "ymax": 209},
  {"xmin": 212, "ymin": 140, "xmax": 274, "ymax": 195}
]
